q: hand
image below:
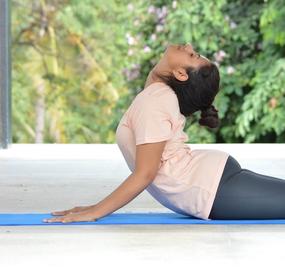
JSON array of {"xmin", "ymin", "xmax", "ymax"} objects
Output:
[
  {"xmin": 49, "ymin": 205, "xmax": 95, "ymax": 216},
  {"xmin": 43, "ymin": 208, "xmax": 98, "ymax": 223}
]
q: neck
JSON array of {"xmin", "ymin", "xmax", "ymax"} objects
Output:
[
  {"xmin": 144, "ymin": 70, "xmax": 161, "ymax": 88},
  {"xmin": 144, "ymin": 55, "xmax": 173, "ymax": 88}
]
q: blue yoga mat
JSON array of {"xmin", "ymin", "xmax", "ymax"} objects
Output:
[{"xmin": 1, "ymin": 212, "xmax": 285, "ymax": 225}]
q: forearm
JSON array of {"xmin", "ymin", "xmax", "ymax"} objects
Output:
[{"xmin": 90, "ymin": 172, "xmax": 152, "ymax": 220}]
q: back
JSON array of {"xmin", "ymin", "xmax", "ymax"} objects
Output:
[
  {"xmin": 116, "ymin": 82, "xmax": 229, "ymax": 220},
  {"xmin": 116, "ymin": 82, "xmax": 189, "ymax": 169}
]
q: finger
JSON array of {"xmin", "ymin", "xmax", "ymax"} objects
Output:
[
  {"xmin": 51, "ymin": 206, "xmax": 86, "ymax": 215},
  {"xmin": 51, "ymin": 210, "xmax": 70, "ymax": 215},
  {"xmin": 51, "ymin": 209, "xmax": 74, "ymax": 215},
  {"xmin": 43, "ymin": 217, "xmax": 57, "ymax": 223},
  {"xmin": 59, "ymin": 215, "xmax": 74, "ymax": 223},
  {"xmin": 43, "ymin": 216, "xmax": 66, "ymax": 223},
  {"xmin": 51, "ymin": 211, "xmax": 66, "ymax": 215}
]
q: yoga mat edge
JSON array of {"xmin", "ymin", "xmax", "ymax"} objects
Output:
[{"xmin": 1, "ymin": 212, "xmax": 285, "ymax": 225}]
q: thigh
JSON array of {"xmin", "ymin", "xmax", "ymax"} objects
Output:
[{"xmin": 209, "ymin": 168, "xmax": 285, "ymax": 220}]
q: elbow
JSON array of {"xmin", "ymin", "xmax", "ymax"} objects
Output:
[{"xmin": 133, "ymin": 169, "xmax": 158, "ymax": 183}]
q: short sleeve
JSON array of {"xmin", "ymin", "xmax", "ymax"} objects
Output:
[{"xmin": 130, "ymin": 96, "xmax": 174, "ymax": 145}]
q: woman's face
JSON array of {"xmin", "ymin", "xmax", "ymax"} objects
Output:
[{"xmin": 164, "ymin": 43, "xmax": 210, "ymax": 70}]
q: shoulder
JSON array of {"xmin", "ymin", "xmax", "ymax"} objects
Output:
[
  {"xmin": 150, "ymin": 86, "xmax": 180, "ymax": 115},
  {"xmin": 127, "ymin": 84, "xmax": 181, "ymax": 121},
  {"xmin": 137, "ymin": 84, "xmax": 179, "ymax": 109}
]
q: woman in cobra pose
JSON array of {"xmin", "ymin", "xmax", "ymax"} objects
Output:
[{"xmin": 44, "ymin": 43, "xmax": 285, "ymax": 223}]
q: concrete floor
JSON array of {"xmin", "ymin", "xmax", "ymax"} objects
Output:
[{"xmin": 1, "ymin": 144, "xmax": 285, "ymax": 267}]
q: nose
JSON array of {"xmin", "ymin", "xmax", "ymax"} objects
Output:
[{"xmin": 185, "ymin": 43, "xmax": 194, "ymax": 51}]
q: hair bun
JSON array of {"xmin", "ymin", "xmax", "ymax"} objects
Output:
[
  {"xmin": 201, "ymin": 105, "xmax": 218, "ymax": 114},
  {"xmin": 199, "ymin": 104, "xmax": 220, "ymax": 128}
]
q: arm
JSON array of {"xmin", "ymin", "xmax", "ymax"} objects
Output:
[
  {"xmin": 90, "ymin": 140, "xmax": 167, "ymax": 220},
  {"xmin": 90, "ymin": 172, "xmax": 152, "ymax": 219}
]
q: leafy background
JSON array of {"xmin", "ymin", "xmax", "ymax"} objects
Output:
[{"xmin": 12, "ymin": 0, "xmax": 285, "ymax": 144}]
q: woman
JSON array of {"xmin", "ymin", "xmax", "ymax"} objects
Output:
[{"xmin": 43, "ymin": 44, "xmax": 285, "ymax": 223}]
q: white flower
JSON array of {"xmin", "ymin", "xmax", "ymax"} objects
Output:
[
  {"xmin": 128, "ymin": 49, "xmax": 134, "ymax": 56},
  {"xmin": 134, "ymin": 20, "xmax": 140, "ymax": 26},
  {"xmin": 143, "ymin": 46, "xmax": 151, "ymax": 53},
  {"xmin": 172, "ymin": 1, "xmax": 177, "ymax": 9},
  {"xmin": 155, "ymin": 24, "xmax": 164, "ymax": 32},
  {"xmin": 230, "ymin": 21, "xmax": 237, "ymax": 29},
  {"xmin": 127, "ymin": 3, "xmax": 134, "ymax": 11},
  {"xmin": 148, "ymin": 5, "xmax": 156, "ymax": 14},
  {"xmin": 156, "ymin": 6, "xmax": 168, "ymax": 20},
  {"xmin": 214, "ymin": 50, "xmax": 227, "ymax": 62},
  {"xmin": 127, "ymin": 36, "xmax": 136, "ymax": 45},
  {"xmin": 226, "ymin": 66, "xmax": 235, "ymax": 74},
  {"xmin": 150, "ymin": 33, "xmax": 157, "ymax": 41},
  {"xmin": 219, "ymin": 50, "xmax": 226, "ymax": 57}
]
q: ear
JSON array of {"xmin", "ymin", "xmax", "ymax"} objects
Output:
[{"xmin": 172, "ymin": 67, "xmax": 189, "ymax": 81}]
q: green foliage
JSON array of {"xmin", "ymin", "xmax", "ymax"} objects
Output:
[
  {"xmin": 125, "ymin": 0, "xmax": 285, "ymax": 143},
  {"xmin": 12, "ymin": 0, "xmax": 128, "ymax": 143},
  {"xmin": 12, "ymin": 0, "xmax": 285, "ymax": 144}
]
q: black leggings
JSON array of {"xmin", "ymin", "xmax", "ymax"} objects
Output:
[{"xmin": 209, "ymin": 155, "xmax": 285, "ymax": 220}]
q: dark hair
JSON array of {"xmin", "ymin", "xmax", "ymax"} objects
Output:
[{"xmin": 156, "ymin": 62, "xmax": 221, "ymax": 129}]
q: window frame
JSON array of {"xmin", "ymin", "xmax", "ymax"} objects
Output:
[{"xmin": 0, "ymin": 0, "xmax": 11, "ymax": 149}]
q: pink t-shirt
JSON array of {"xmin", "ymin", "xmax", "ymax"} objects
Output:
[{"xmin": 115, "ymin": 82, "xmax": 230, "ymax": 220}]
